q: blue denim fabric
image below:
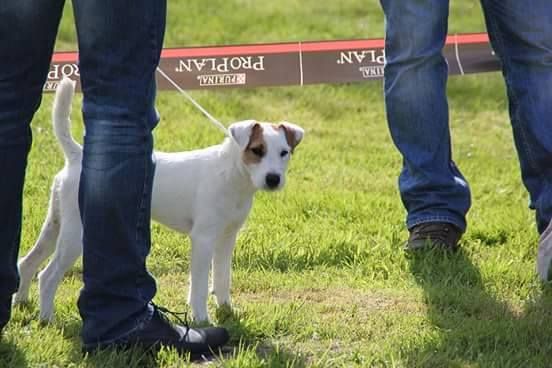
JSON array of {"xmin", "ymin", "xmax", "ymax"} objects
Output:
[
  {"xmin": 380, "ymin": 0, "xmax": 552, "ymax": 234},
  {"xmin": 0, "ymin": 0, "xmax": 167, "ymax": 346},
  {"xmin": 0, "ymin": 0, "xmax": 66, "ymax": 331}
]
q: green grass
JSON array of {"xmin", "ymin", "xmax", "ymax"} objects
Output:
[{"xmin": 3, "ymin": 1, "xmax": 551, "ymax": 367}]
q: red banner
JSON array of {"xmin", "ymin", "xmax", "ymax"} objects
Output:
[{"xmin": 44, "ymin": 33, "xmax": 499, "ymax": 92}]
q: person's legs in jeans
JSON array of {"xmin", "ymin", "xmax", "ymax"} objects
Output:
[
  {"xmin": 72, "ymin": 0, "xmax": 166, "ymax": 346},
  {"xmin": 379, "ymin": 0, "xmax": 471, "ymax": 234},
  {"xmin": 480, "ymin": 1, "xmax": 552, "ymax": 279},
  {"xmin": 480, "ymin": 0, "xmax": 552, "ymax": 235},
  {"xmin": 0, "ymin": 0, "xmax": 65, "ymax": 332},
  {"xmin": 74, "ymin": 3, "xmax": 229, "ymax": 351}
]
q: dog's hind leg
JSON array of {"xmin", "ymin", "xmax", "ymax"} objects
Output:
[
  {"xmin": 14, "ymin": 182, "xmax": 61, "ymax": 304},
  {"xmin": 211, "ymin": 233, "xmax": 237, "ymax": 308},
  {"xmin": 37, "ymin": 224, "xmax": 81, "ymax": 322}
]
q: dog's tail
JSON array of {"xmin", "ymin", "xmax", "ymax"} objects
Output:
[{"xmin": 53, "ymin": 77, "xmax": 82, "ymax": 163}]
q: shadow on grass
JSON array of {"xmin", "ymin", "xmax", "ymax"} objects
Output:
[
  {"xmin": 216, "ymin": 305, "xmax": 308, "ymax": 367},
  {"xmin": 405, "ymin": 248, "xmax": 552, "ymax": 367},
  {"xmin": 0, "ymin": 336, "xmax": 28, "ymax": 368}
]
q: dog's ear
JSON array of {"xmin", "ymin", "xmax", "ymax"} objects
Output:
[
  {"xmin": 229, "ymin": 120, "xmax": 258, "ymax": 149},
  {"xmin": 279, "ymin": 122, "xmax": 304, "ymax": 153}
]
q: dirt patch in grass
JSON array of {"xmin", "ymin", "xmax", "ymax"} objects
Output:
[{"xmin": 236, "ymin": 287, "xmax": 427, "ymax": 315}]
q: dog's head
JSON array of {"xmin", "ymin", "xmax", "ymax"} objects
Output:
[{"xmin": 229, "ymin": 120, "xmax": 304, "ymax": 191}]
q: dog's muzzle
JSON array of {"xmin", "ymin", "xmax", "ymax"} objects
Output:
[{"xmin": 265, "ymin": 173, "xmax": 281, "ymax": 189}]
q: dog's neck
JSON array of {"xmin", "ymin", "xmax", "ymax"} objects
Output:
[{"xmin": 218, "ymin": 138, "xmax": 257, "ymax": 197}]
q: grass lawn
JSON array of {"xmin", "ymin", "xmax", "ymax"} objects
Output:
[{"xmin": 2, "ymin": 1, "xmax": 551, "ymax": 367}]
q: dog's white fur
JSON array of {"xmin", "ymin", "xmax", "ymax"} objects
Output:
[{"xmin": 14, "ymin": 78, "xmax": 303, "ymax": 322}]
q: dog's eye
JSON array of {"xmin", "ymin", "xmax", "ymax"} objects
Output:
[
  {"xmin": 280, "ymin": 150, "xmax": 289, "ymax": 157},
  {"xmin": 251, "ymin": 147, "xmax": 264, "ymax": 157}
]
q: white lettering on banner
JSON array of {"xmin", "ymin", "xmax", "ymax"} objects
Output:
[
  {"xmin": 359, "ymin": 65, "xmax": 384, "ymax": 78},
  {"xmin": 337, "ymin": 49, "xmax": 386, "ymax": 65},
  {"xmin": 43, "ymin": 81, "xmax": 60, "ymax": 91},
  {"xmin": 176, "ymin": 56, "xmax": 265, "ymax": 73},
  {"xmin": 197, "ymin": 73, "xmax": 246, "ymax": 87},
  {"xmin": 47, "ymin": 63, "xmax": 80, "ymax": 80}
]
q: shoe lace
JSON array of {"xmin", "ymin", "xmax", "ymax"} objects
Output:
[{"xmin": 151, "ymin": 302, "xmax": 191, "ymax": 340}]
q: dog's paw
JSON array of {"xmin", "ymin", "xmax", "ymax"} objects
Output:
[
  {"xmin": 12, "ymin": 293, "xmax": 29, "ymax": 305},
  {"xmin": 38, "ymin": 310, "xmax": 55, "ymax": 325},
  {"xmin": 191, "ymin": 309, "xmax": 211, "ymax": 325}
]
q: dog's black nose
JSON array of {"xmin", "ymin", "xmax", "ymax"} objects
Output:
[{"xmin": 265, "ymin": 173, "xmax": 281, "ymax": 189}]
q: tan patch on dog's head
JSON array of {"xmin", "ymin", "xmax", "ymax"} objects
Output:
[{"xmin": 242, "ymin": 123, "xmax": 266, "ymax": 164}]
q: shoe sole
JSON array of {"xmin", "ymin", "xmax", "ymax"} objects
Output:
[{"xmin": 82, "ymin": 340, "xmax": 225, "ymax": 360}]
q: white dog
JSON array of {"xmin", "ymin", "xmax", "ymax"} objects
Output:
[{"xmin": 15, "ymin": 78, "xmax": 304, "ymax": 322}]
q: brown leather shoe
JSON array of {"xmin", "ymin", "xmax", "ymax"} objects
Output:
[{"xmin": 405, "ymin": 222, "xmax": 463, "ymax": 251}]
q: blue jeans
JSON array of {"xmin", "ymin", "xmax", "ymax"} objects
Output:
[
  {"xmin": 0, "ymin": 0, "xmax": 166, "ymax": 347},
  {"xmin": 380, "ymin": 0, "xmax": 552, "ymax": 234}
]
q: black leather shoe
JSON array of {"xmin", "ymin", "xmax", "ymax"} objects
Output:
[
  {"xmin": 83, "ymin": 304, "xmax": 229, "ymax": 357},
  {"xmin": 405, "ymin": 222, "xmax": 463, "ymax": 251}
]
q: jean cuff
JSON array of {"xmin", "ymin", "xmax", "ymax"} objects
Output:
[{"xmin": 407, "ymin": 216, "xmax": 466, "ymax": 233}]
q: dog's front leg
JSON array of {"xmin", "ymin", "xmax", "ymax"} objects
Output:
[
  {"xmin": 188, "ymin": 231, "xmax": 216, "ymax": 322},
  {"xmin": 211, "ymin": 232, "xmax": 238, "ymax": 307}
]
